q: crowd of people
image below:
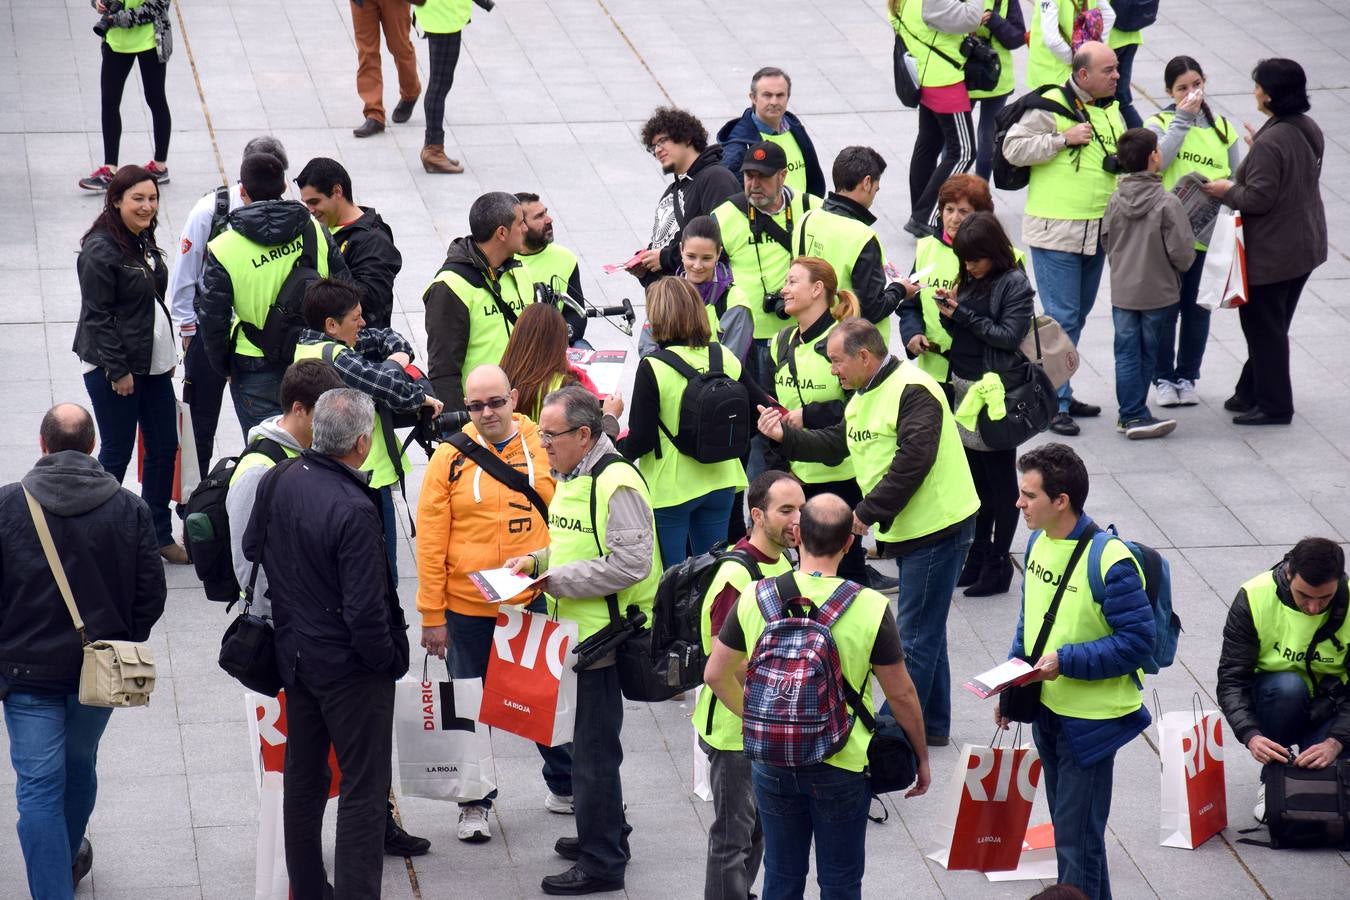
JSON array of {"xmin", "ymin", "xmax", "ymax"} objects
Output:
[{"xmin": 3, "ymin": 3, "xmax": 1341, "ymax": 900}]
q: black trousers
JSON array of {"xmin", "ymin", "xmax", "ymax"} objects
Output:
[
  {"xmin": 284, "ymin": 668, "xmax": 395, "ymax": 900},
  {"xmin": 1234, "ymin": 273, "xmax": 1311, "ymax": 419},
  {"xmin": 182, "ymin": 336, "xmax": 228, "ymax": 475},
  {"xmin": 908, "ymin": 105, "xmax": 975, "ymax": 226},
  {"xmin": 801, "ymin": 478, "xmax": 867, "ymax": 583},
  {"xmin": 100, "ymin": 42, "xmax": 171, "ymax": 164},
  {"xmin": 573, "ymin": 665, "xmax": 632, "ymax": 882},
  {"xmin": 423, "ymin": 30, "xmax": 463, "ymax": 146},
  {"xmin": 965, "ymin": 447, "xmax": 1019, "ymax": 558}
]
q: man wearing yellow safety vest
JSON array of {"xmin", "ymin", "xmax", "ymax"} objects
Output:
[
  {"xmin": 717, "ymin": 67, "xmax": 825, "ymax": 198},
  {"xmin": 796, "ymin": 146, "xmax": 913, "ymax": 324},
  {"xmin": 693, "ymin": 470, "xmax": 802, "ymax": 900},
  {"xmin": 756, "ymin": 317, "xmax": 978, "ymax": 747},
  {"xmin": 423, "ymin": 191, "xmax": 532, "ymax": 410},
  {"xmin": 1218, "ymin": 537, "xmax": 1350, "ymax": 822},
  {"xmin": 505, "ymin": 386, "xmax": 661, "ymax": 896},
  {"xmin": 515, "ymin": 192, "xmax": 591, "ymax": 348},
  {"xmin": 295, "ymin": 280, "xmax": 443, "ymax": 578},
  {"xmin": 996, "ymin": 443, "xmax": 1154, "ymax": 900},
  {"xmin": 1002, "ymin": 42, "xmax": 1124, "ymax": 437},
  {"xmin": 198, "ymin": 152, "xmax": 349, "ymax": 434}
]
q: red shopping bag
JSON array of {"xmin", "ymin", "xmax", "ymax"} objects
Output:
[
  {"xmin": 928, "ymin": 743, "xmax": 1043, "ymax": 872},
  {"xmin": 479, "ymin": 607, "xmax": 579, "ymax": 747},
  {"xmin": 1159, "ymin": 707, "xmax": 1228, "ymax": 849}
]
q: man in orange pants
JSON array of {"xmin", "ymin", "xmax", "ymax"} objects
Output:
[{"xmin": 350, "ymin": 0, "xmax": 422, "ymax": 138}]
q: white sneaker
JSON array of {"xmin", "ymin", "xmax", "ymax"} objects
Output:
[
  {"xmin": 1253, "ymin": 783, "xmax": 1266, "ymax": 823},
  {"xmin": 545, "ymin": 791, "xmax": 575, "ymax": 815},
  {"xmin": 457, "ymin": 806, "xmax": 491, "ymax": 843},
  {"xmin": 1175, "ymin": 379, "xmax": 1200, "ymax": 406},
  {"xmin": 1155, "ymin": 380, "xmax": 1181, "ymax": 407}
]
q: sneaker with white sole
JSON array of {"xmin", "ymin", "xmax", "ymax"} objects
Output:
[
  {"xmin": 1174, "ymin": 379, "xmax": 1199, "ymax": 406},
  {"xmin": 1124, "ymin": 416, "xmax": 1177, "ymax": 440},
  {"xmin": 79, "ymin": 165, "xmax": 116, "ymax": 192},
  {"xmin": 1155, "ymin": 380, "xmax": 1181, "ymax": 407},
  {"xmin": 1253, "ymin": 782, "xmax": 1266, "ymax": 823},
  {"xmin": 545, "ymin": 792, "xmax": 574, "ymax": 815},
  {"xmin": 457, "ymin": 805, "xmax": 491, "ymax": 843}
]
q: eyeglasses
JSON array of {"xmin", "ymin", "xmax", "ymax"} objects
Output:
[
  {"xmin": 465, "ymin": 396, "xmax": 510, "ymax": 414},
  {"xmin": 539, "ymin": 425, "xmax": 581, "ymax": 446},
  {"xmin": 647, "ymin": 136, "xmax": 672, "ymax": 156}
]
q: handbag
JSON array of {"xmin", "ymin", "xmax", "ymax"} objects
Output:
[
  {"xmin": 1019, "ymin": 314, "xmax": 1080, "ymax": 390},
  {"xmin": 975, "ymin": 362, "xmax": 1058, "ymax": 451},
  {"xmin": 843, "ymin": 678, "xmax": 918, "ymax": 794},
  {"xmin": 23, "ymin": 488, "xmax": 156, "ymax": 708},
  {"xmin": 892, "ymin": 33, "xmax": 921, "ymax": 108},
  {"xmin": 999, "ymin": 530, "xmax": 1095, "ymax": 723}
]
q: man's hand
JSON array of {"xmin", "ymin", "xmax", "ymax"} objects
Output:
[
  {"xmin": 1061, "ymin": 122, "xmax": 1093, "ymax": 147},
  {"xmin": 782, "ymin": 408, "xmax": 804, "ymax": 429},
  {"xmin": 980, "ymin": 9, "xmax": 993, "ymax": 24},
  {"xmin": 602, "ymin": 388, "xmax": 624, "ymax": 418},
  {"xmin": 111, "ymin": 373, "xmax": 135, "ymax": 397},
  {"xmin": 906, "ymin": 334, "xmax": 930, "ymax": 356},
  {"xmin": 421, "ymin": 624, "xmax": 449, "ymax": 659},
  {"xmin": 387, "ymin": 351, "xmax": 411, "ymax": 368},
  {"xmin": 994, "ymin": 705, "xmax": 1010, "ymax": 730},
  {"xmin": 1246, "ymin": 734, "xmax": 1292, "ymax": 766},
  {"xmin": 1294, "ymin": 737, "xmax": 1343, "ymax": 769},
  {"xmin": 1029, "ymin": 651, "xmax": 1060, "ymax": 682},
  {"xmin": 422, "ymin": 396, "xmax": 445, "ymax": 417},
  {"xmin": 851, "ymin": 512, "xmax": 868, "ymax": 537},
  {"xmin": 1201, "ymin": 178, "xmax": 1233, "ymax": 199},
  {"xmin": 756, "ymin": 404, "xmax": 785, "ymax": 442},
  {"xmin": 181, "ymin": 335, "xmax": 193, "ymax": 352},
  {"xmin": 906, "ymin": 758, "xmax": 932, "ymax": 798}
]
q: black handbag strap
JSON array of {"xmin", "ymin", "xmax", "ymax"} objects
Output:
[
  {"xmin": 445, "ymin": 431, "xmax": 549, "ymax": 523},
  {"xmin": 234, "ymin": 456, "xmax": 303, "ymax": 613},
  {"xmin": 1027, "ymin": 527, "xmax": 1098, "ymax": 662}
]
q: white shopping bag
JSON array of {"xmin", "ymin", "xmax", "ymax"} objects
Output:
[
  {"xmin": 1158, "ymin": 706, "xmax": 1228, "ymax": 849},
  {"xmin": 928, "ymin": 742, "xmax": 1042, "ymax": 873},
  {"xmin": 1195, "ymin": 212, "xmax": 1248, "ymax": 311},
  {"xmin": 395, "ymin": 666, "xmax": 496, "ymax": 802},
  {"xmin": 692, "ymin": 687, "xmax": 712, "ymax": 801}
]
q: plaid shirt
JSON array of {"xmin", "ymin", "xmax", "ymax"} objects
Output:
[{"xmin": 297, "ymin": 328, "xmax": 424, "ymax": 413}]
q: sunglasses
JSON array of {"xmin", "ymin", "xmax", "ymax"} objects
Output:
[{"xmin": 465, "ymin": 396, "xmax": 510, "ymax": 414}]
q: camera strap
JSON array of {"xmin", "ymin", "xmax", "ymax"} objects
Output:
[{"xmin": 445, "ymin": 431, "xmax": 548, "ymax": 523}]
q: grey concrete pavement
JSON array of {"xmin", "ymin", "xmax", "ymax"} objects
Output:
[{"xmin": 2, "ymin": 0, "xmax": 1349, "ymax": 896}]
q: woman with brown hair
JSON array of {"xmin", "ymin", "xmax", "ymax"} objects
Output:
[{"xmin": 499, "ymin": 303, "xmax": 598, "ymax": 422}]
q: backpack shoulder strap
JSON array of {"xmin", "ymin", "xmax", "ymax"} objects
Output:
[
  {"xmin": 756, "ymin": 571, "xmax": 799, "ymax": 625},
  {"xmin": 299, "ymin": 219, "xmax": 320, "ymax": 269},
  {"xmin": 243, "ymin": 436, "xmax": 290, "ymax": 467},
  {"xmin": 209, "ymin": 184, "xmax": 231, "ymax": 238},
  {"xmin": 650, "ymin": 347, "xmax": 702, "ymax": 381},
  {"xmin": 235, "ymin": 456, "xmax": 303, "ymax": 612},
  {"xmin": 446, "ymin": 431, "xmax": 548, "ymax": 523},
  {"xmin": 320, "ymin": 341, "xmax": 339, "ymax": 364},
  {"xmin": 815, "ymin": 580, "xmax": 863, "ymax": 629},
  {"xmin": 1084, "ymin": 524, "xmax": 1120, "ymax": 603},
  {"xmin": 587, "ymin": 453, "xmax": 635, "ymax": 558},
  {"xmin": 723, "ymin": 548, "xmax": 763, "ymax": 582}
]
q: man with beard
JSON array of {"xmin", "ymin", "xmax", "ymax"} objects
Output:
[{"xmin": 515, "ymin": 192, "xmax": 591, "ymax": 348}]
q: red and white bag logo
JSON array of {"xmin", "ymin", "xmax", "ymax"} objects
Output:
[
  {"xmin": 1160, "ymin": 709, "xmax": 1227, "ymax": 849},
  {"xmin": 479, "ymin": 607, "xmax": 579, "ymax": 747},
  {"xmin": 929, "ymin": 744, "xmax": 1043, "ymax": 872}
]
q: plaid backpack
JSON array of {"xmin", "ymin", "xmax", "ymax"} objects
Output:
[{"xmin": 742, "ymin": 572, "xmax": 861, "ymax": 768}]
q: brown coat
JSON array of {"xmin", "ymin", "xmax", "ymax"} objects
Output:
[{"xmin": 1221, "ymin": 114, "xmax": 1327, "ymax": 286}]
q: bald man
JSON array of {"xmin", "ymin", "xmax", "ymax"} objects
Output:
[
  {"xmin": 1, "ymin": 404, "xmax": 166, "ymax": 894},
  {"xmin": 415, "ymin": 365, "xmax": 574, "ymax": 842},
  {"xmin": 1003, "ymin": 40, "xmax": 1124, "ymax": 437}
]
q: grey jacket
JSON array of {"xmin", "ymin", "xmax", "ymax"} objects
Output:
[
  {"xmin": 226, "ymin": 418, "xmax": 305, "ymax": 617},
  {"xmin": 1101, "ymin": 173, "xmax": 1196, "ymax": 311}
]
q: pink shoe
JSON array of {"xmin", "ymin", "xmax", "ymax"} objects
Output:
[{"xmin": 79, "ymin": 165, "xmax": 116, "ymax": 192}]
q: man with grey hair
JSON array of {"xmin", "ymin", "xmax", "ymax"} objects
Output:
[
  {"xmin": 243, "ymin": 387, "xmax": 410, "ymax": 897},
  {"xmin": 169, "ymin": 136, "xmax": 291, "ymax": 474},
  {"xmin": 505, "ymin": 385, "xmax": 661, "ymax": 895},
  {"xmin": 423, "ymin": 191, "xmax": 532, "ymax": 408}
]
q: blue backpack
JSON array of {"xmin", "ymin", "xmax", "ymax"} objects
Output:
[
  {"xmin": 1109, "ymin": 0, "xmax": 1160, "ymax": 33},
  {"xmin": 1025, "ymin": 524, "xmax": 1181, "ymax": 674}
]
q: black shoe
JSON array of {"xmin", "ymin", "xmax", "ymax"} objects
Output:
[
  {"xmin": 555, "ymin": 834, "xmax": 630, "ymax": 862},
  {"xmin": 353, "ymin": 117, "xmax": 385, "ymax": 138},
  {"xmin": 1232, "ymin": 409, "xmax": 1292, "ymax": 426},
  {"xmin": 1066, "ymin": 399, "xmax": 1101, "ymax": 418},
  {"xmin": 1049, "ymin": 412, "xmax": 1080, "ymax": 436},
  {"xmin": 541, "ymin": 865, "xmax": 625, "ymax": 895},
  {"xmin": 72, "ymin": 837, "xmax": 92, "ymax": 888},
  {"xmin": 926, "ymin": 734, "xmax": 950, "ymax": 747},
  {"xmin": 903, "ymin": 217, "xmax": 936, "ymax": 239},
  {"xmin": 1224, "ymin": 394, "xmax": 1255, "ymax": 413},
  {"xmin": 392, "ymin": 95, "xmax": 419, "ymax": 124},
  {"xmin": 385, "ymin": 819, "xmax": 431, "ymax": 857},
  {"xmin": 964, "ymin": 555, "xmax": 1013, "ymax": 597},
  {"xmin": 956, "ymin": 544, "xmax": 988, "ymax": 588},
  {"xmin": 865, "ymin": 564, "xmax": 899, "ymax": 596}
]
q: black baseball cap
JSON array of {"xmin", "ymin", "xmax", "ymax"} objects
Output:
[{"xmin": 740, "ymin": 141, "xmax": 787, "ymax": 174}]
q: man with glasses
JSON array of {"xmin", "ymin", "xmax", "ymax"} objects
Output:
[
  {"xmin": 416, "ymin": 365, "xmax": 574, "ymax": 844},
  {"xmin": 505, "ymin": 386, "xmax": 662, "ymax": 896},
  {"xmin": 626, "ymin": 107, "xmax": 741, "ymax": 283}
]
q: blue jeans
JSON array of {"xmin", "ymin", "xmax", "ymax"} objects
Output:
[
  {"xmin": 1155, "ymin": 250, "xmax": 1210, "ymax": 384},
  {"xmin": 1251, "ymin": 671, "xmax": 1340, "ymax": 753},
  {"xmin": 973, "ymin": 94, "xmax": 1009, "ymax": 182},
  {"xmin": 229, "ymin": 355, "xmax": 284, "ymax": 438},
  {"xmin": 1035, "ymin": 710, "xmax": 1117, "ymax": 900},
  {"xmin": 83, "ymin": 368, "xmax": 178, "ymax": 547},
  {"xmin": 751, "ymin": 762, "xmax": 871, "ymax": 900},
  {"xmin": 1030, "ymin": 246, "xmax": 1107, "ymax": 412},
  {"xmin": 881, "ymin": 518, "xmax": 974, "ymax": 738},
  {"xmin": 1111, "ymin": 306, "xmax": 1172, "ymax": 423},
  {"xmin": 1113, "ymin": 43, "xmax": 1143, "ymax": 129},
  {"xmin": 654, "ymin": 486, "xmax": 736, "ymax": 568},
  {"xmin": 444, "ymin": 610, "xmax": 574, "ymax": 808},
  {"xmin": 4, "ymin": 692, "xmax": 114, "ymax": 900}
]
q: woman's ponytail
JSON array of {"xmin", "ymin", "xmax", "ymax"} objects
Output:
[{"xmin": 831, "ymin": 289, "xmax": 860, "ymax": 322}]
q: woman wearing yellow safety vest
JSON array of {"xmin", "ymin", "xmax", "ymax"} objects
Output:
[
  {"xmin": 767, "ymin": 257, "xmax": 868, "ymax": 583},
  {"xmin": 609, "ymin": 278, "xmax": 751, "ymax": 567},
  {"xmin": 1144, "ymin": 56, "xmax": 1241, "ymax": 409},
  {"xmin": 936, "ymin": 212, "xmax": 1033, "ymax": 597}
]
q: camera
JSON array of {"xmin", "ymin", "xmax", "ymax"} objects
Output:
[
  {"xmin": 1102, "ymin": 154, "xmax": 1121, "ymax": 175},
  {"xmin": 92, "ymin": 0, "xmax": 124, "ymax": 37},
  {"xmin": 762, "ymin": 291, "xmax": 788, "ymax": 319},
  {"xmin": 429, "ymin": 410, "xmax": 471, "ymax": 440}
]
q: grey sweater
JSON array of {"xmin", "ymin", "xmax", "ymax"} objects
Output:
[
  {"xmin": 1102, "ymin": 173, "xmax": 1196, "ymax": 311},
  {"xmin": 226, "ymin": 418, "xmax": 305, "ymax": 617}
]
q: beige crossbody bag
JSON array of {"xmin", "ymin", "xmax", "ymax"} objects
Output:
[{"xmin": 22, "ymin": 487, "xmax": 156, "ymax": 708}]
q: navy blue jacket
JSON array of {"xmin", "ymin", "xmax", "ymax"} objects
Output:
[
  {"xmin": 717, "ymin": 109, "xmax": 826, "ymax": 198},
  {"xmin": 243, "ymin": 451, "xmax": 409, "ymax": 686}
]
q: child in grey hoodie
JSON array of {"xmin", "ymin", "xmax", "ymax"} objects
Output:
[{"xmin": 1102, "ymin": 128, "xmax": 1197, "ymax": 439}]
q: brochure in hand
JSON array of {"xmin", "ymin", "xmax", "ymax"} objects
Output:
[
  {"xmin": 962, "ymin": 658, "xmax": 1039, "ymax": 700},
  {"xmin": 468, "ymin": 567, "xmax": 545, "ymax": 604},
  {"xmin": 1172, "ymin": 172, "xmax": 1223, "ymax": 246}
]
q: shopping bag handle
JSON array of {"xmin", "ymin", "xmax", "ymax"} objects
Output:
[{"xmin": 420, "ymin": 651, "xmax": 452, "ymax": 683}]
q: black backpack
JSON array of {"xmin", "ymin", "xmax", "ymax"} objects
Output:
[
  {"xmin": 650, "ymin": 344, "xmax": 751, "ymax": 464},
  {"xmin": 1243, "ymin": 762, "xmax": 1350, "ymax": 849},
  {"xmin": 208, "ymin": 184, "xmax": 232, "ymax": 240},
  {"xmin": 237, "ymin": 222, "xmax": 322, "ymax": 365},
  {"xmin": 649, "ymin": 547, "xmax": 763, "ymax": 692},
  {"xmin": 182, "ymin": 437, "xmax": 289, "ymax": 603},
  {"xmin": 1109, "ymin": 0, "xmax": 1159, "ymax": 32},
  {"xmin": 992, "ymin": 84, "xmax": 1077, "ymax": 191}
]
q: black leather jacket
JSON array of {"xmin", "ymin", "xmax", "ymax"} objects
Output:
[
  {"xmin": 943, "ymin": 266, "xmax": 1035, "ymax": 381},
  {"xmin": 74, "ymin": 228, "xmax": 171, "ymax": 382}
]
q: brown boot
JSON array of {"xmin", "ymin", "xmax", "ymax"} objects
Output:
[{"xmin": 420, "ymin": 145, "xmax": 463, "ymax": 174}]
